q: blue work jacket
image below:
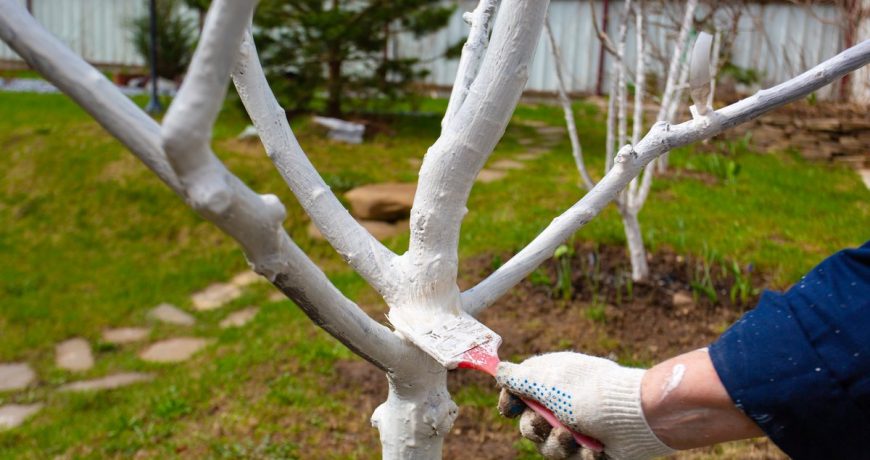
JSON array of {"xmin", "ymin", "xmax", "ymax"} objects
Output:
[{"xmin": 710, "ymin": 241, "xmax": 870, "ymax": 459}]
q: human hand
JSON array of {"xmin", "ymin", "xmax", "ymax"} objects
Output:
[{"xmin": 496, "ymin": 352, "xmax": 673, "ymax": 460}]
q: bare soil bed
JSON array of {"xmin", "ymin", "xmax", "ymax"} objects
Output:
[{"xmin": 328, "ymin": 243, "xmax": 787, "ymax": 459}]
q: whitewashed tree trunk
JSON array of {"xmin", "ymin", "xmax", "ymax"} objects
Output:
[
  {"xmin": 619, "ymin": 204, "xmax": 649, "ymax": 281},
  {"xmin": 656, "ymin": 0, "xmax": 698, "ymax": 173},
  {"xmin": 2, "ymin": 0, "xmax": 868, "ymax": 457}
]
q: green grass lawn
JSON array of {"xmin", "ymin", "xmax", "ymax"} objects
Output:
[{"xmin": 0, "ymin": 91, "xmax": 867, "ymax": 458}]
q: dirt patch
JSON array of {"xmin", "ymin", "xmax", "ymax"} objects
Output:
[
  {"xmin": 464, "ymin": 242, "xmax": 765, "ymax": 364},
  {"xmin": 322, "ymin": 243, "xmax": 786, "ymax": 458}
]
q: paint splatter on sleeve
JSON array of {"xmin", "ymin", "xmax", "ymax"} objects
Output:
[{"xmin": 710, "ymin": 241, "xmax": 870, "ymax": 460}]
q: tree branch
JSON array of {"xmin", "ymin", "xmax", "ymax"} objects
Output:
[
  {"xmin": 232, "ymin": 30, "xmax": 402, "ymax": 302},
  {"xmin": 546, "ymin": 17, "xmax": 594, "ymax": 190},
  {"xmin": 656, "ymin": 0, "xmax": 698, "ymax": 123},
  {"xmin": 589, "ymin": 0, "xmax": 620, "ymax": 59},
  {"xmin": 442, "ymin": 0, "xmax": 500, "ymax": 131},
  {"xmin": 463, "ymin": 39, "xmax": 870, "ymax": 315},
  {"xmin": 627, "ymin": 1, "xmax": 646, "ymax": 206},
  {"xmin": 0, "ymin": 0, "xmax": 410, "ymax": 372},
  {"xmin": 406, "ymin": 0, "xmax": 550, "ymax": 310}
]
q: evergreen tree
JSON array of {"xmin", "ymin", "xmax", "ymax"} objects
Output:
[{"xmin": 254, "ymin": 0, "xmax": 456, "ymax": 116}]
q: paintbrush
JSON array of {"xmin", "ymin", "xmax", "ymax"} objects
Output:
[{"xmin": 390, "ymin": 311, "xmax": 604, "ymax": 452}]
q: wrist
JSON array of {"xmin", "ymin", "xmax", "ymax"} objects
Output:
[{"xmin": 641, "ymin": 349, "xmax": 763, "ymax": 450}]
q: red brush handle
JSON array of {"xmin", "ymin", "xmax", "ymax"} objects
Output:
[
  {"xmin": 458, "ymin": 347, "xmax": 605, "ymax": 453},
  {"xmin": 520, "ymin": 397, "xmax": 604, "ymax": 452}
]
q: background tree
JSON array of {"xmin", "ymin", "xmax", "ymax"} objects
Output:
[
  {"xmin": 130, "ymin": 0, "xmax": 198, "ymax": 81},
  {"xmin": 253, "ymin": 0, "xmax": 456, "ymax": 117}
]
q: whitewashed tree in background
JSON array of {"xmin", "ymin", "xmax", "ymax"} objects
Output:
[
  {"xmin": 1, "ymin": 0, "xmax": 868, "ymax": 458},
  {"xmin": 551, "ymin": 0, "xmax": 699, "ymax": 281}
]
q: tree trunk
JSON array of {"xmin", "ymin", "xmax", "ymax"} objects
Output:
[
  {"xmin": 619, "ymin": 205, "xmax": 648, "ymax": 281},
  {"xmin": 326, "ymin": 57, "xmax": 343, "ymax": 117},
  {"xmin": 371, "ymin": 359, "xmax": 458, "ymax": 459}
]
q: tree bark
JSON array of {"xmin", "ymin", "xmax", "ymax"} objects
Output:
[
  {"xmin": 619, "ymin": 205, "xmax": 649, "ymax": 281},
  {"xmin": 327, "ymin": 56, "xmax": 343, "ymax": 117},
  {"xmin": 372, "ymin": 360, "xmax": 458, "ymax": 459}
]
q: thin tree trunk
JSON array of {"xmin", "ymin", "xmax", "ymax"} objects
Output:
[
  {"xmin": 327, "ymin": 57, "xmax": 343, "ymax": 117},
  {"xmin": 619, "ymin": 205, "xmax": 648, "ymax": 281}
]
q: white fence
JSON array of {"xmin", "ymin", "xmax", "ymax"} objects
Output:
[
  {"xmin": 398, "ymin": 0, "xmax": 846, "ymax": 100},
  {"xmin": 0, "ymin": 0, "xmax": 853, "ymax": 100},
  {"xmin": 0, "ymin": 0, "xmax": 150, "ymax": 67}
]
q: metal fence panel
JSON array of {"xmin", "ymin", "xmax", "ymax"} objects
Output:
[
  {"xmin": 0, "ymin": 0, "xmax": 849, "ymax": 100},
  {"xmin": 400, "ymin": 0, "xmax": 846, "ymax": 100}
]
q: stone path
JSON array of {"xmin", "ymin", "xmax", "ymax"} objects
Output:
[
  {"xmin": 0, "ymin": 268, "xmax": 273, "ymax": 431},
  {"xmin": 0, "ymin": 404, "xmax": 43, "ymax": 430},
  {"xmin": 0, "ymin": 363, "xmax": 35, "ymax": 392},
  {"xmin": 191, "ymin": 283, "xmax": 242, "ymax": 311},
  {"xmin": 55, "ymin": 338, "xmax": 94, "ymax": 372},
  {"xmin": 476, "ymin": 169, "xmax": 507, "ymax": 183},
  {"xmin": 220, "ymin": 307, "xmax": 259, "ymax": 329},
  {"xmin": 149, "ymin": 303, "xmax": 196, "ymax": 326},
  {"xmin": 474, "ymin": 120, "xmax": 563, "ymax": 184},
  {"xmin": 491, "ymin": 159, "xmax": 525, "ymax": 170},
  {"xmin": 102, "ymin": 327, "xmax": 150, "ymax": 344},
  {"xmin": 139, "ymin": 338, "xmax": 209, "ymax": 363},
  {"xmin": 230, "ymin": 270, "xmax": 262, "ymax": 288},
  {"xmin": 59, "ymin": 373, "xmax": 154, "ymax": 392}
]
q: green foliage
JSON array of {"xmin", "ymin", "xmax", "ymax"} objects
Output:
[
  {"xmin": 529, "ymin": 268, "xmax": 552, "ymax": 287},
  {"xmin": 690, "ymin": 244, "xmax": 719, "ymax": 302},
  {"xmin": 553, "ymin": 243, "xmax": 574, "ymax": 301},
  {"xmin": 151, "ymin": 386, "xmax": 192, "ymax": 420},
  {"xmin": 585, "ymin": 303, "xmax": 607, "ymax": 323},
  {"xmin": 726, "ymin": 260, "xmax": 758, "ymax": 304},
  {"xmin": 254, "ymin": 0, "xmax": 457, "ymax": 116},
  {"xmin": 720, "ymin": 62, "xmax": 762, "ymax": 87},
  {"xmin": 321, "ymin": 171, "xmax": 374, "ymax": 193},
  {"xmin": 130, "ymin": 0, "xmax": 198, "ymax": 80}
]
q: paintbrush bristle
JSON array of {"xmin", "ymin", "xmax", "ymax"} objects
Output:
[{"xmin": 391, "ymin": 311, "xmax": 502, "ymax": 369}]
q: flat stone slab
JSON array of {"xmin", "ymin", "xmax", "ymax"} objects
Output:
[
  {"xmin": 139, "ymin": 338, "xmax": 209, "ymax": 363},
  {"xmin": 220, "ymin": 307, "xmax": 260, "ymax": 329},
  {"xmin": 672, "ymin": 291, "xmax": 695, "ymax": 308},
  {"xmin": 476, "ymin": 169, "xmax": 507, "ymax": 183},
  {"xmin": 491, "ymin": 159, "xmax": 525, "ymax": 170},
  {"xmin": 59, "ymin": 372, "xmax": 154, "ymax": 392},
  {"xmin": 230, "ymin": 270, "xmax": 262, "ymax": 288},
  {"xmin": 859, "ymin": 169, "xmax": 870, "ymax": 190},
  {"xmin": 55, "ymin": 338, "xmax": 94, "ymax": 372},
  {"xmin": 0, "ymin": 363, "xmax": 36, "ymax": 392},
  {"xmin": 0, "ymin": 404, "xmax": 43, "ymax": 430},
  {"xmin": 536, "ymin": 126, "xmax": 565, "ymax": 135},
  {"xmin": 515, "ymin": 152, "xmax": 545, "ymax": 161},
  {"xmin": 345, "ymin": 182, "xmax": 417, "ymax": 221},
  {"xmin": 149, "ymin": 303, "xmax": 195, "ymax": 326},
  {"xmin": 102, "ymin": 327, "xmax": 150, "ymax": 344},
  {"xmin": 308, "ymin": 219, "xmax": 409, "ymax": 242},
  {"xmin": 191, "ymin": 283, "xmax": 242, "ymax": 311}
]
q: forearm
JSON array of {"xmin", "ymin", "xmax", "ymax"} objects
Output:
[{"xmin": 641, "ymin": 348, "xmax": 764, "ymax": 450}]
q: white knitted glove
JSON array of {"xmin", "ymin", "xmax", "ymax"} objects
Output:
[{"xmin": 496, "ymin": 352, "xmax": 674, "ymax": 460}]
